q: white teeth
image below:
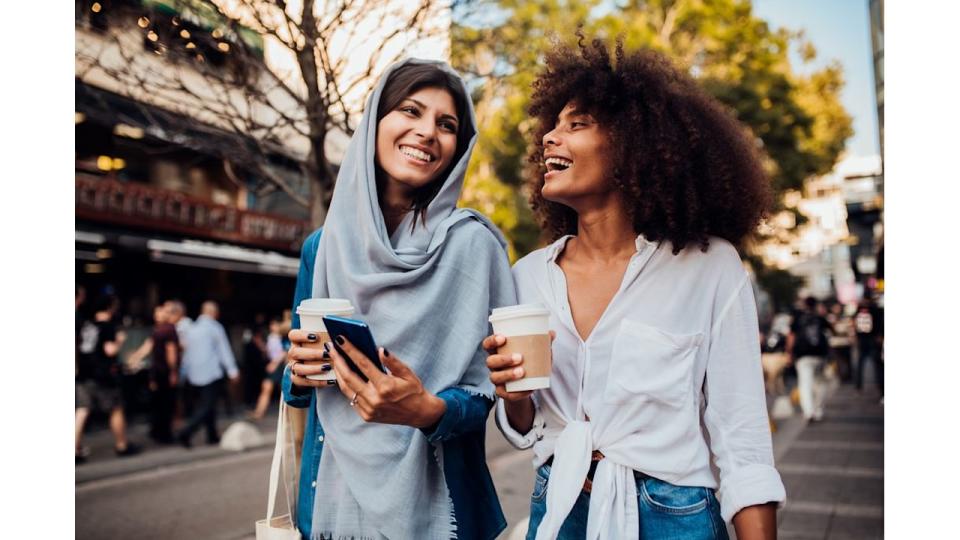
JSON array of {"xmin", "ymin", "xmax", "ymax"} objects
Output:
[
  {"xmin": 545, "ymin": 157, "xmax": 572, "ymax": 170},
  {"xmin": 400, "ymin": 146, "xmax": 433, "ymax": 162}
]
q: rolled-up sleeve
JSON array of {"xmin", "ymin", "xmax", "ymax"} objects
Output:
[
  {"xmin": 420, "ymin": 388, "xmax": 493, "ymax": 443},
  {"xmin": 282, "ymin": 363, "xmax": 313, "ymax": 407},
  {"xmin": 703, "ymin": 273, "xmax": 786, "ymax": 523},
  {"xmin": 494, "ymin": 395, "xmax": 545, "ymax": 450}
]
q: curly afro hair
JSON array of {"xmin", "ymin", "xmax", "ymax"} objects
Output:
[{"xmin": 528, "ymin": 35, "xmax": 772, "ymax": 253}]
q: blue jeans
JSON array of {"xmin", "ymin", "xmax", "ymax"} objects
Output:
[{"xmin": 526, "ymin": 463, "xmax": 728, "ymax": 540}]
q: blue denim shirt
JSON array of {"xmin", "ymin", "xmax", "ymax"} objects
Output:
[{"xmin": 282, "ymin": 229, "xmax": 506, "ymax": 540}]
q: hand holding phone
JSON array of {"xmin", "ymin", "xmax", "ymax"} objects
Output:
[
  {"xmin": 321, "ymin": 316, "xmax": 448, "ymax": 428},
  {"xmin": 321, "ymin": 315, "xmax": 386, "ymax": 382}
]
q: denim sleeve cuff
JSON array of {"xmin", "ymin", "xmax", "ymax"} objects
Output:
[
  {"xmin": 281, "ymin": 364, "xmax": 312, "ymax": 408},
  {"xmin": 420, "ymin": 390, "xmax": 462, "ymax": 443},
  {"xmin": 494, "ymin": 397, "xmax": 544, "ymax": 450},
  {"xmin": 717, "ymin": 462, "xmax": 787, "ymax": 523}
]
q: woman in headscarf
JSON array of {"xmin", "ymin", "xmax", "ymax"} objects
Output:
[
  {"xmin": 485, "ymin": 36, "xmax": 786, "ymax": 539},
  {"xmin": 282, "ymin": 59, "xmax": 515, "ymax": 540}
]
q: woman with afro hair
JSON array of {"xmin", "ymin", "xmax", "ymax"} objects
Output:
[{"xmin": 483, "ymin": 35, "xmax": 786, "ymax": 540}]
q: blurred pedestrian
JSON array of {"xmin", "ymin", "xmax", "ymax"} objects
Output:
[
  {"xmin": 241, "ymin": 313, "xmax": 268, "ymax": 406},
  {"xmin": 787, "ymin": 297, "xmax": 831, "ymax": 422},
  {"xmin": 75, "ymin": 294, "xmax": 141, "ymax": 460},
  {"xmin": 75, "ymin": 285, "xmax": 92, "ymax": 462},
  {"xmin": 128, "ymin": 304, "xmax": 181, "ymax": 443},
  {"xmin": 854, "ymin": 296, "xmax": 884, "ymax": 398},
  {"xmin": 176, "ymin": 300, "xmax": 239, "ymax": 447},
  {"xmin": 164, "ymin": 299, "xmax": 193, "ymax": 341},
  {"xmin": 760, "ymin": 314, "xmax": 790, "ymax": 396},
  {"xmin": 163, "ymin": 299, "xmax": 192, "ymax": 424},
  {"xmin": 827, "ymin": 301, "xmax": 854, "ymax": 383},
  {"xmin": 248, "ymin": 318, "xmax": 286, "ymax": 420}
]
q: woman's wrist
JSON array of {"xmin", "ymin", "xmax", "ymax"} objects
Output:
[
  {"xmin": 504, "ymin": 395, "xmax": 535, "ymax": 434},
  {"xmin": 413, "ymin": 393, "xmax": 447, "ymax": 429}
]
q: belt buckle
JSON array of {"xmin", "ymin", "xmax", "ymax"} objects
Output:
[{"xmin": 582, "ymin": 450, "xmax": 605, "ymax": 494}]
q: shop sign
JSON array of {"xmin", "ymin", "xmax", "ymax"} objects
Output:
[{"xmin": 76, "ymin": 176, "xmax": 309, "ymax": 251}]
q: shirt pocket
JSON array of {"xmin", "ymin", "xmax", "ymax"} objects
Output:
[{"xmin": 605, "ymin": 319, "xmax": 703, "ymax": 407}]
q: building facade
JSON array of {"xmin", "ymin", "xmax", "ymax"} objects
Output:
[{"xmin": 76, "ymin": 1, "xmax": 312, "ymax": 331}]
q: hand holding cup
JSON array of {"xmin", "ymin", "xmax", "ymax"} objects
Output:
[
  {"xmin": 289, "ymin": 298, "xmax": 354, "ymax": 387},
  {"xmin": 287, "ymin": 329, "xmax": 336, "ymax": 388},
  {"xmin": 483, "ymin": 334, "xmax": 533, "ymax": 402}
]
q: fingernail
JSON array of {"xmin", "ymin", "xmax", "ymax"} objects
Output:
[
  {"xmin": 512, "ymin": 353, "xmax": 522, "ymax": 363},
  {"xmin": 335, "ymin": 335, "xmax": 345, "ymax": 345},
  {"xmin": 321, "ymin": 363, "xmax": 332, "ymax": 372},
  {"xmin": 383, "ymin": 348, "xmax": 390, "ymax": 357},
  {"xmin": 327, "ymin": 380, "xmax": 337, "ymax": 385},
  {"xmin": 497, "ymin": 335, "xmax": 505, "ymax": 344},
  {"xmin": 514, "ymin": 367, "xmax": 524, "ymax": 377},
  {"xmin": 323, "ymin": 342, "xmax": 332, "ymax": 353},
  {"xmin": 322, "ymin": 350, "xmax": 331, "ymax": 360},
  {"xmin": 307, "ymin": 333, "xmax": 318, "ymax": 341}
]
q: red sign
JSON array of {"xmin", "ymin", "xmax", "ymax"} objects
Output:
[{"xmin": 75, "ymin": 175, "xmax": 310, "ymax": 251}]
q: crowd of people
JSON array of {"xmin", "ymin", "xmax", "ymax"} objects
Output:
[
  {"xmin": 74, "ymin": 286, "xmax": 292, "ymax": 462},
  {"xmin": 760, "ymin": 293, "xmax": 885, "ymax": 425}
]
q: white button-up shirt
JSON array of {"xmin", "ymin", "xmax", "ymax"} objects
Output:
[{"xmin": 496, "ymin": 235, "xmax": 785, "ymax": 538}]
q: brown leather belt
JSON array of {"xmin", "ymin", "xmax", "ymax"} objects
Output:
[{"xmin": 545, "ymin": 450, "xmax": 606, "ymax": 493}]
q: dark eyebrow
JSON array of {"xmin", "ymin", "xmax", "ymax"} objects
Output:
[
  {"xmin": 557, "ymin": 107, "xmax": 592, "ymax": 122},
  {"xmin": 405, "ymin": 98, "xmax": 459, "ymax": 125}
]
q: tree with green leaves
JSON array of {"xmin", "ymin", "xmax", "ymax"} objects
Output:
[{"xmin": 452, "ymin": 0, "xmax": 852, "ymax": 260}]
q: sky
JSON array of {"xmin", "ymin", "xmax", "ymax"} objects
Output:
[{"xmin": 752, "ymin": 0, "xmax": 881, "ymax": 159}]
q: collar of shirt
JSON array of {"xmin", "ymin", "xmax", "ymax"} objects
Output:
[{"xmin": 544, "ymin": 234, "xmax": 659, "ymax": 264}]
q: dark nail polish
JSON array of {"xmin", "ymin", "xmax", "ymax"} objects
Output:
[
  {"xmin": 383, "ymin": 348, "xmax": 390, "ymax": 357},
  {"xmin": 323, "ymin": 342, "xmax": 331, "ymax": 353},
  {"xmin": 321, "ymin": 363, "xmax": 332, "ymax": 372},
  {"xmin": 307, "ymin": 333, "xmax": 318, "ymax": 342},
  {"xmin": 335, "ymin": 335, "xmax": 345, "ymax": 345},
  {"xmin": 322, "ymin": 350, "xmax": 331, "ymax": 360}
]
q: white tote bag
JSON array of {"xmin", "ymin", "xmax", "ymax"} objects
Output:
[{"xmin": 255, "ymin": 400, "xmax": 302, "ymax": 540}]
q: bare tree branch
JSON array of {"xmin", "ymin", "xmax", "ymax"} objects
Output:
[{"xmin": 76, "ymin": 0, "xmax": 446, "ymax": 226}]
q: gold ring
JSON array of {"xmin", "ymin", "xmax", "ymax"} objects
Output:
[{"xmin": 350, "ymin": 392, "xmax": 359, "ymax": 407}]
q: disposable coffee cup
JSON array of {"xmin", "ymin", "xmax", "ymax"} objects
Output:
[
  {"xmin": 296, "ymin": 298, "xmax": 354, "ymax": 380},
  {"xmin": 489, "ymin": 304, "xmax": 552, "ymax": 392}
]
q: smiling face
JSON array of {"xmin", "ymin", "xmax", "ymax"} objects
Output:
[
  {"xmin": 375, "ymin": 86, "xmax": 460, "ymax": 201},
  {"xmin": 540, "ymin": 102, "xmax": 614, "ymax": 206}
]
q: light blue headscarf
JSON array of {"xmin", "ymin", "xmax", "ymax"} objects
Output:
[{"xmin": 309, "ymin": 58, "xmax": 517, "ymax": 539}]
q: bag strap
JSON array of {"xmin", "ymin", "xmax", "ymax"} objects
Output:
[{"xmin": 266, "ymin": 398, "xmax": 286, "ymax": 522}]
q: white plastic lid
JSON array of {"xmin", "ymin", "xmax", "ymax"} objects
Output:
[
  {"xmin": 489, "ymin": 303, "xmax": 551, "ymax": 323},
  {"xmin": 296, "ymin": 298, "xmax": 354, "ymax": 315}
]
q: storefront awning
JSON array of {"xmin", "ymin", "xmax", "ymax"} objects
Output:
[
  {"xmin": 147, "ymin": 238, "xmax": 299, "ymax": 276},
  {"xmin": 76, "ymin": 230, "xmax": 300, "ymax": 277}
]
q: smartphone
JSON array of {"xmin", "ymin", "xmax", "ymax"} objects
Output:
[{"xmin": 321, "ymin": 315, "xmax": 387, "ymax": 381}]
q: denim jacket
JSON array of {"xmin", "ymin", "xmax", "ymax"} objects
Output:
[{"xmin": 282, "ymin": 229, "xmax": 506, "ymax": 539}]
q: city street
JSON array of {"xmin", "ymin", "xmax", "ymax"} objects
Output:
[{"xmin": 76, "ymin": 380, "xmax": 883, "ymax": 539}]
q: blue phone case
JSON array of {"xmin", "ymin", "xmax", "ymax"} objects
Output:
[{"xmin": 322, "ymin": 315, "xmax": 386, "ymax": 381}]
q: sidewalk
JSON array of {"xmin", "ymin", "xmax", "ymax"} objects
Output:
[
  {"xmin": 75, "ymin": 402, "xmax": 278, "ymax": 485},
  {"xmin": 78, "ymin": 381, "xmax": 884, "ymax": 539},
  {"xmin": 774, "ymin": 382, "xmax": 884, "ymax": 540}
]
